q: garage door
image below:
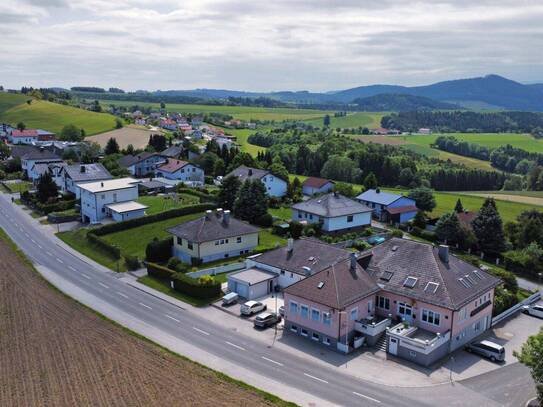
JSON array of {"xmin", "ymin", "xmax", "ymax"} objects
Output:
[{"xmin": 234, "ymin": 282, "xmax": 248, "ymax": 299}]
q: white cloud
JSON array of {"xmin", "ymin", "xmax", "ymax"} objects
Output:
[{"xmin": 0, "ymin": 0, "xmax": 542, "ymax": 90}]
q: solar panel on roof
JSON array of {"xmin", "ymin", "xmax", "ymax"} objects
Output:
[{"xmin": 380, "ymin": 271, "xmax": 393, "ymax": 281}]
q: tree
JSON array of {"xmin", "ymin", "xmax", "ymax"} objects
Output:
[
  {"xmin": 36, "ymin": 172, "xmax": 58, "ymax": 203},
  {"xmin": 434, "ymin": 212, "xmax": 463, "ymax": 245},
  {"xmin": 217, "ymin": 175, "xmax": 241, "ymax": 210},
  {"xmin": 413, "ymin": 210, "xmax": 427, "ymax": 229},
  {"xmin": 115, "ymin": 118, "xmax": 124, "ymax": 129},
  {"xmin": 287, "ymin": 177, "xmax": 303, "ymax": 202},
  {"xmin": 323, "ymin": 115, "xmax": 331, "ymax": 127},
  {"xmin": 213, "ymin": 158, "xmax": 225, "ymax": 177},
  {"xmin": 0, "ymin": 143, "xmax": 10, "ymax": 160},
  {"xmin": 125, "ymin": 144, "xmax": 135, "ymax": 155},
  {"xmin": 160, "ymin": 102, "xmax": 166, "ymax": 109},
  {"xmin": 363, "ymin": 172, "xmax": 378, "ymax": 189},
  {"xmin": 472, "ymin": 198, "xmax": 506, "ymax": 256},
  {"xmin": 105, "ymin": 137, "xmax": 120, "ymax": 155},
  {"xmin": 408, "ymin": 187, "xmax": 436, "ymax": 213},
  {"xmin": 398, "ymin": 168, "xmax": 414, "ymax": 187},
  {"xmin": 334, "ymin": 182, "xmax": 356, "ymax": 198},
  {"xmin": 60, "ymin": 124, "xmax": 83, "ymax": 141},
  {"xmin": 454, "ymin": 198, "xmax": 464, "ymax": 213},
  {"xmin": 514, "ymin": 327, "xmax": 543, "ymax": 404},
  {"xmin": 269, "ymin": 156, "xmax": 289, "ymax": 181},
  {"xmin": 321, "ymin": 155, "xmax": 362, "ymax": 183},
  {"xmin": 233, "ymin": 180, "xmax": 268, "ymax": 224},
  {"xmin": 16, "ymin": 122, "xmax": 26, "ymax": 131}
]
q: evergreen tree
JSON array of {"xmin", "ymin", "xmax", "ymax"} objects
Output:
[
  {"xmin": 363, "ymin": 172, "xmax": 378, "ymax": 189},
  {"xmin": 36, "ymin": 172, "xmax": 59, "ymax": 203},
  {"xmin": 104, "ymin": 137, "xmax": 120, "ymax": 155},
  {"xmin": 269, "ymin": 156, "xmax": 289, "ymax": 181},
  {"xmin": 323, "ymin": 114, "xmax": 331, "ymax": 127},
  {"xmin": 472, "ymin": 198, "xmax": 506, "ymax": 256},
  {"xmin": 287, "ymin": 177, "xmax": 303, "ymax": 202},
  {"xmin": 413, "ymin": 210, "xmax": 427, "ymax": 229},
  {"xmin": 217, "ymin": 175, "xmax": 241, "ymax": 210},
  {"xmin": 213, "ymin": 158, "xmax": 225, "ymax": 177},
  {"xmin": 435, "ymin": 212, "xmax": 463, "ymax": 245},
  {"xmin": 233, "ymin": 180, "xmax": 268, "ymax": 224},
  {"xmin": 408, "ymin": 187, "xmax": 436, "ymax": 213},
  {"xmin": 454, "ymin": 198, "xmax": 464, "ymax": 213}
]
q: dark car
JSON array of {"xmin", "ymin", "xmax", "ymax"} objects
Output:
[{"xmin": 254, "ymin": 312, "xmax": 282, "ymax": 329}]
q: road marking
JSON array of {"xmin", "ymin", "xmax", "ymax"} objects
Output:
[
  {"xmin": 98, "ymin": 282, "xmax": 109, "ymax": 289},
  {"xmin": 81, "ymin": 274, "xmax": 91, "ymax": 280},
  {"xmin": 46, "ymin": 251, "xmax": 53, "ymax": 256},
  {"xmin": 226, "ymin": 341, "xmax": 246, "ymax": 351},
  {"xmin": 68, "ymin": 266, "xmax": 76, "ymax": 271},
  {"xmin": 193, "ymin": 327, "xmax": 210, "ymax": 336},
  {"xmin": 24, "ymin": 233, "xmax": 30, "ymax": 238},
  {"xmin": 165, "ymin": 314, "xmax": 180, "ymax": 323},
  {"xmin": 57, "ymin": 258, "xmax": 63, "ymax": 264},
  {"xmin": 30, "ymin": 239, "xmax": 36, "ymax": 243},
  {"xmin": 353, "ymin": 392, "xmax": 381, "ymax": 404},
  {"xmin": 303, "ymin": 373, "xmax": 328, "ymax": 384},
  {"xmin": 116, "ymin": 291, "xmax": 129, "ymax": 299},
  {"xmin": 139, "ymin": 302, "xmax": 152, "ymax": 310},
  {"xmin": 261, "ymin": 356, "xmax": 283, "ymax": 366},
  {"xmin": 37, "ymin": 244, "xmax": 42, "ymax": 249}
]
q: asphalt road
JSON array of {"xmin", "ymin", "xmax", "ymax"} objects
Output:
[{"xmin": 0, "ymin": 193, "xmax": 535, "ymax": 407}]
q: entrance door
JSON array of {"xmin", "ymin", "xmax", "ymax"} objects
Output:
[
  {"xmin": 397, "ymin": 302, "xmax": 413, "ymax": 323},
  {"xmin": 389, "ymin": 337, "xmax": 398, "ymax": 355}
]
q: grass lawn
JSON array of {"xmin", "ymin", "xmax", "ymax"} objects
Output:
[
  {"xmin": 269, "ymin": 206, "xmax": 292, "ymax": 221},
  {"xmin": 305, "ymin": 112, "xmax": 385, "ymax": 129},
  {"xmin": 5, "ymin": 181, "xmax": 32, "ymax": 193},
  {"xmin": 137, "ymin": 194, "xmax": 199, "ymax": 215},
  {"xmin": 225, "ymin": 128, "xmax": 266, "ymax": 156},
  {"xmin": 257, "ymin": 229, "xmax": 286, "ymax": 251},
  {"xmin": 137, "ymin": 275, "xmax": 218, "ymax": 307}
]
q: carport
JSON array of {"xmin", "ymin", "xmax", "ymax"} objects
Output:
[{"xmin": 227, "ymin": 268, "xmax": 278, "ymax": 300}]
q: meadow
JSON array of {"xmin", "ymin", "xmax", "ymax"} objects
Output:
[
  {"xmin": 305, "ymin": 112, "xmax": 385, "ymax": 129},
  {"xmin": 0, "ymin": 93, "xmax": 117, "ymax": 136}
]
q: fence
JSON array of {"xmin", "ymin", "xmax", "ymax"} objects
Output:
[
  {"xmin": 186, "ymin": 261, "xmax": 246, "ymax": 279},
  {"xmin": 491, "ymin": 291, "xmax": 541, "ymax": 327}
]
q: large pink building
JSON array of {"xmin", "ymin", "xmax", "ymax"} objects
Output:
[{"xmin": 284, "ymin": 238, "xmax": 501, "ymax": 366}]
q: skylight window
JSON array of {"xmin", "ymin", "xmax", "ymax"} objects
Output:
[
  {"xmin": 403, "ymin": 276, "xmax": 418, "ymax": 288},
  {"xmin": 391, "ymin": 245, "xmax": 399, "ymax": 252},
  {"xmin": 308, "ymin": 256, "xmax": 315, "ymax": 262},
  {"xmin": 317, "ymin": 281, "xmax": 325, "ymax": 289},
  {"xmin": 464, "ymin": 274, "xmax": 476, "ymax": 285},
  {"xmin": 458, "ymin": 278, "xmax": 471, "ymax": 288},
  {"xmin": 424, "ymin": 282, "xmax": 440, "ymax": 293},
  {"xmin": 380, "ymin": 271, "xmax": 394, "ymax": 281},
  {"xmin": 472, "ymin": 270, "xmax": 484, "ymax": 280}
]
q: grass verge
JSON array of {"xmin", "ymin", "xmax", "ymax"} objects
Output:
[{"xmin": 137, "ymin": 275, "xmax": 220, "ymax": 307}]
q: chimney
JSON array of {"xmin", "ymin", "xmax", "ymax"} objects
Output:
[
  {"xmin": 248, "ymin": 168, "xmax": 253, "ymax": 176},
  {"xmin": 223, "ymin": 210, "xmax": 230, "ymax": 225},
  {"xmin": 287, "ymin": 238, "xmax": 294, "ymax": 252},
  {"xmin": 350, "ymin": 252, "xmax": 357, "ymax": 271},
  {"xmin": 80, "ymin": 165, "xmax": 85, "ymax": 173},
  {"xmin": 216, "ymin": 208, "xmax": 223, "ymax": 218},
  {"xmin": 205, "ymin": 210, "xmax": 212, "ymax": 219},
  {"xmin": 100, "ymin": 182, "xmax": 104, "ymax": 188},
  {"xmin": 376, "ymin": 188, "xmax": 380, "ymax": 193},
  {"xmin": 438, "ymin": 245, "xmax": 449, "ymax": 263}
]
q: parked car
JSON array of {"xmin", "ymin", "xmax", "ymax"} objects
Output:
[
  {"xmin": 222, "ymin": 292, "xmax": 239, "ymax": 306},
  {"xmin": 240, "ymin": 300, "xmax": 267, "ymax": 316},
  {"xmin": 278, "ymin": 305, "xmax": 285, "ymax": 317},
  {"xmin": 522, "ymin": 303, "xmax": 543, "ymax": 318},
  {"xmin": 254, "ymin": 312, "xmax": 282, "ymax": 329},
  {"xmin": 465, "ymin": 340, "xmax": 505, "ymax": 362}
]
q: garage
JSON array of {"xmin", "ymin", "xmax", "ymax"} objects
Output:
[{"xmin": 227, "ymin": 268, "xmax": 278, "ymax": 300}]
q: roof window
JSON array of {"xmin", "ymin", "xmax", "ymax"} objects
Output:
[
  {"xmin": 458, "ymin": 278, "xmax": 471, "ymax": 288},
  {"xmin": 380, "ymin": 271, "xmax": 394, "ymax": 281},
  {"xmin": 317, "ymin": 282, "xmax": 325, "ymax": 289},
  {"xmin": 403, "ymin": 276, "xmax": 418, "ymax": 288},
  {"xmin": 424, "ymin": 282, "xmax": 440, "ymax": 293}
]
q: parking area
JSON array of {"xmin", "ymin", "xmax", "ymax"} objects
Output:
[{"xmin": 213, "ymin": 292, "xmax": 284, "ymax": 326}]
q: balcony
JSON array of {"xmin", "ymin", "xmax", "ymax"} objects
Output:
[
  {"xmin": 387, "ymin": 323, "xmax": 450, "ymax": 355},
  {"xmin": 354, "ymin": 315, "xmax": 391, "ymax": 338}
]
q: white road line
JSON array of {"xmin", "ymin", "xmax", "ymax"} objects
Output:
[
  {"xmin": 139, "ymin": 302, "xmax": 152, "ymax": 310},
  {"xmin": 68, "ymin": 266, "xmax": 76, "ymax": 271},
  {"xmin": 165, "ymin": 314, "xmax": 180, "ymax": 323},
  {"xmin": 30, "ymin": 239, "xmax": 36, "ymax": 243},
  {"xmin": 116, "ymin": 291, "xmax": 129, "ymax": 299},
  {"xmin": 225, "ymin": 341, "xmax": 246, "ymax": 351},
  {"xmin": 193, "ymin": 327, "xmax": 210, "ymax": 336},
  {"xmin": 81, "ymin": 274, "xmax": 91, "ymax": 280},
  {"xmin": 46, "ymin": 251, "xmax": 53, "ymax": 256},
  {"xmin": 37, "ymin": 244, "xmax": 42, "ymax": 249},
  {"xmin": 98, "ymin": 282, "xmax": 109, "ymax": 289},
  {"xmin": 261, "ymin": 356, "xmax": 283, "ymax": 366},
  {"xmin": 353, "ymin": 392, "xmax": 381, "ymax": 404},
  {"xmin": 57, "ymin": 258, "xmax": 63, "ymax": 264},
  {"xmin": 303, "ymin": 373, "xmax": 328, "ymax": 384}
]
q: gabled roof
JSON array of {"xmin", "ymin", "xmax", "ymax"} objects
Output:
[
  {"xmin": 158, "ymin": 159, "xmax": 191, "ymax": 173},
  {"xmin": 302, "ymin": 177, "xmax": 334, "ymax": 189},
  {"xmin": 21, "ymin": 149, "xmax": 61, "ymax": 161},
  {"xmin": 284, "ymin": 257, "xmax": 380, "ymax": 309},
  {"xmin": 292, "ymin": 192, "xmax": 372, "ymax": 218},
  {"xmin": 385, "ymin": 205, "xmax": 418, "ymax": 215},
  {"xmin": 63, "ymin": 163, "xmax": 112, "ymax": 183},
  {"xmin": 118, "ymin": 152, "xmax": 164, "ymax": 168},
  {"xmin": 11, "ymin": 129, "xmax": 38, "ymax": 137},
  {"xmin": 161, "ymin": 145, "xmax": 183, "ymax": 158},
  {"xmin": 363, "ymin": 238, "xmax": 501, "ymax": 310},
  {"xmin": 225, "ymin": 165, "xmax": 269, "ymax": 182},
  {"xmin": 167, "ymin": 211, "xmax": 260, "ymax": 243},
  {"xmin": 356, "ymin": 189, "xmax": 408, "ymax": 206},
  {"xmin": 253, "ymin": 237, "xmax": 351, "ymax": 276}
]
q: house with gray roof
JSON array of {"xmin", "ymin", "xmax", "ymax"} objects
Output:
[
  {"xmin": 58, "ymin": 163, "xmax": 113, "ymax": 198},
  {"xmin": 167, "ymin": 208, "xmax": 260, "ymax": 264},
  {"xmin": 291, "ymin": 192, "xmax": 372, "ymax": 233},
  {"xmin": 21, "ymin": 149, "xmax": 62, "ymax": 180},
  {"xmin": 225, "ymin": 165, "xmax": 287, "ymax": 197},
  {"xmin": 118, "ymin": 152, "xmax": 167, "ymax": 177},
  {"xmin": 356, "ymin": 188, "xmax": 417, "ymax": 224}
]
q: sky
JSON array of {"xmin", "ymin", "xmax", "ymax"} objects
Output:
[{"xmin": 1, "ymin": 0, "xmax": 542, "ymax": 92}]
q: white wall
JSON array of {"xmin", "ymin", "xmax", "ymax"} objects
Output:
[
  {"xmin": 157, "ymin": 164, "xmax": 204, "ymax": 182},
  {"xmin": 323, "ymin": 212, "xmax": 371, "ymax": 232},
  {"xmin": 81, "ymin": 186, "xmax": 139, "ymax": 223},
  {"xmin": 261, "ymin": 175, "xmax": 287, "ymax": 197}
]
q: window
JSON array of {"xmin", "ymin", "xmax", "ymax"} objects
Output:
[
  {"xmin": 298, "ymin": 212, "xmax": 302, "ymax": 219},
  {"xmin": 290, "ymin": 325, "xmax": 298, "ymax": 333},
  {"xmin": 220, "ymin": 239, "xmax": 225, "ymax": 245},
  {"xmin": 323, "ymin": 337, "xmax": 331, "ymax": 346},
  {"xmin": 312, "ymin": 333, "xmax": 319, "ymax": 341},
  {"xmin": 181, "ymin": 169, "xmax": 185, "ymax": 173},
  {"xmin": 350, "ymin": 308, "xmax": 358, "ymax": 321},
  {"xmin": 225, "ymin": 239, "xmax": 229, "ymax": 244},
  {"xmin": 421, "ymin": 309, "xmax": 441, "ymax": 326},
  {"xmin": 323, "ymin": 312, "xmax": 331, "ymax": 326},
  {"xmin": 113, "ymin": 193, "xmax": 117, "ymax": 202},
  {"xmin": 215, "ymin": 240, "xmax": 219, "ymax": 245},
  {"xmin": 237, "ymin": 236, "xmax": 242, "ymax": 243},
  {"xmin": 409, "ymin": 351, "xmax": 417, "ymax": 357},
  {"xmin": 377, "ymin": 296, "xmax": 390, "ymax": 310},
  {"xmin": 289, "ymin": 301, "xmax": 298, "ymax": 314},
  {"xmin": 459, "ymin": 307, "xmax": 468, "ymax": 321},
  {"xmin": 368, "ymin": 300, "xmax": 373, "ymax": 314},
  {"xmin": 473, "ymin": 320, "xmax": 482, "ymax": 332},
  {"xmin": 403, "ymin": 276, "xmax": 418, "ymax": 288},
  {"xmin": 300, "ymin": 305, "xmax": 309, "ymax": 319},
  {"xmin": 177, "ymin": 237, "xmax": 182, "ymax": 245},
  {"xmin": 301, "ymin": 328, "xmax": 308, "ymax": 337},
  {"xmin": 309, "ymin": 214, "xmax": 313, "ymax": 220},
  {"xmin": 311, "ymin": 308, "xmax": 320, "ymax": 322},
  {"xmin": 187, "ymin": 242, "xmax": 193, "ymax": 250},
  {"xmin": 101, "ymin": 194, "xmax": 105, "ymax": 200},
  {"xmin": 280, "ymin": 270, "xmax": 285, "ymax": 275},
  {"xmin": 347, "ymin": 215, "xmax": 354, "ymax": 223}
]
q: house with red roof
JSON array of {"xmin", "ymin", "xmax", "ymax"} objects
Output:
[
  {"xmin": 302, "ymin": 177, "xmax": 335, "ymax": 196},
  {"xmin": 155, "ymin": 159, "xmax": 204, "ymax": 185},
  {"xmin": 9, "ymin": 129, "xmax": 55, "ymax": 145}
]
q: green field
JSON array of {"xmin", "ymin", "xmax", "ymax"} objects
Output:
[
  {"xmin": 0, "ymin": 93, "xmax": 118, "ymax": 135},
  {"xmin": 305, "ymin": 112, "xmax": 385, "ymax": 129},
  {"xmin": 137, "ymin": 194, "xmax": 199, "ymax": 215},
  {"xmin": 225, "ymin": 128, "xmax": 266, "ymax": 156}
]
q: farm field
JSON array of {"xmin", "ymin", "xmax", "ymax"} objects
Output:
[
  {"xmin": 86, "ymin": 125, "xmax": 163, "ymax": 149},
  {"xmin": 0, "ymin": 93, "xmax": 117, "ymax": 136},
  {"xmin": 305, "ymin": 112, "xmax": 385, "ymax": 129},
  {"xmin": 0, "ymin": 230, "xmax": 289, "ymax": 407},
  {"xmin": 458, "ymin": 191, "xmax": 543, "ymax": 207}
]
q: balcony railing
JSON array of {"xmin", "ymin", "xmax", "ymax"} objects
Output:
[
  {"xmin": 354, "ymin": 316, "xmax": 391, "ymax": 337},
  {"xmin": 386, "ymin": 323, "xmax": 451, "ymax": 355}
]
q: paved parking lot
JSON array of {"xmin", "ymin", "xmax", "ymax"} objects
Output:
[{"xmin": 212, "ymin": 292, "xmax": 284, "ymax": 326}]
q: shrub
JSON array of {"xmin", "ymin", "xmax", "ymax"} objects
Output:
[
  {"xmin": 87, "ymin": 232, "xmax": 121, "ymax": 259},
  {"xmin": 176, "ymin": 188, "xmax": 218, "ymax": 204},
  {"xmin": 36, "ymin": 199, "xmax": 77, "ymax": 215},
  {"xmin": 147, "ymin": 262, "xmax": 175, "ymax": 279},
  {"xmin": 390, "ymin": 229, "xmax": 403, "ymax": 238},
  {"xmin": 352, "ymin": 240, "xmax": 371, "ymax": 251},
  {"xmin": 204, "ymin": 175, "xmax": 214, "ymax": 185},
  {"xmin": 145, "ymin": 237, "xmax": 173, "ymax": 263},
  {"xmin": 289, "ymin": 221, "xmax": 304, "ymax": 239},
  {"xmin": 255, "ymin": 213, "xmax": 273, "ymax": 227},
  {"xmin": 124, "ymin": 255, "xmax": 140, "ymax": 271},
  {"xmin": 167, "ymin": 256, "xmax": 188, "ymax": 273},
  {"xmin": 172, "ymin": 272, "xmax": 221, "ymax": 299},
  {"xmin": 363, "ymin": 227, "xmax": 374, "ymax": 237},
  {"xmin": 268, "ymin": 197, "xmax": 281, "ymax": 209},
  {"xmin": 198, "ymin": 274, "xmax": 215, "ymax": 285}
]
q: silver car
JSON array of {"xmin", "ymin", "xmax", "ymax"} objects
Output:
[
  {"xmin": 465, "ymin": 340, "xmax": 505, "ymax": 362},
  {"xmin": 240, "ymin": 300, "xmax": 267, "ymax": 316},
  {"xmin": 522, "ymin": 304, "xmax": 543, "ymax": 319}
]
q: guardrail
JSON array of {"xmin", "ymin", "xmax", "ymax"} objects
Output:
[
  {"xmin": 492, "ymin": 291, "xmax": 541, "ymax": 326},
  {"xmin": 186, "ymin": 261, "xmax": 246, "ymax": 279}
]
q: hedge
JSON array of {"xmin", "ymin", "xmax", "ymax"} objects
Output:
[
  {"xmin": 36, "ymin": 199, "xmax": 77, "ymax": 215},
  {"xmin": 92, "ymin": 203, "xmax": 216, "ymax": 236},
  {"xmin": 147, "ymin": 262, "xmax": 175, "ymax": 279},
  {"xmin": 87, "ymin": 232, "xmax": 121, "ymax": 259},
  {"xmin": 146, "ymin": 237, "xmax": 173, "ymax": 263},
  {"xmin": 176, "ymin": 188, "xmax": 218, "ymax": 204}
]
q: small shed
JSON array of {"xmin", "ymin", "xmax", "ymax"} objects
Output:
[
  {"xmin": 227, "ymin": 268, "xmax": 278, "ymax": 300},
  {"xmin": 106, "ymin": 201, "xmax": 148, "ymax": 222},
  {"xmin": 302, "ymin": 177, "xmax": 335, "ymax": 196}
]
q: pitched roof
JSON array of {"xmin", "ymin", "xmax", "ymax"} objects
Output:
[
  {"xmin": 21, "ymin": 149, "xmax": 61, "ymax": 161},
  {"xmin": 363, "ymin": 238, "xmax": 501, "ymax": 310},
  {"xmin": 167, "ymin": 211, "xmax": 260, "ymax": 243},
  {"xmin": 356, "ymin": 189, "xmax": 406, "ymax": 206},
  {"xmin": 158, "ymin": 159, "xmax": 190, "ymax": 173},
  {"xmin": 31, "ymin": 163, "xmax": 51, "ymax": 177},
  {"xmin": 302, "ymin": 177, "xmax": 334, "ymax": 189},
  {"xmin": 118, "ymin": 152, "xmax": 162, "ymax": 168},
  {"xmin": 11, "ymin": 129, "xmax": 38, "ymax": 137},
  {"xmin": 63, "ymin": 163, "xmax": 112, "ymax": 183},
  {"xmin": 161, "ymin": 145, "xmax": 183, "ymax": 158},
  {"xmin": 253, "ymin": 237, "xmax": 351, "ymax": 276},
  {"xmin": 284, "ymin": 257, "xmax": 380, "ymax": 309},
  {"xmin": 385, "ymin": 205, "xmax": 418, "ymax": 215},
  {"xmin": 457, "ymin": 211, "xmax": 477, "ymax": 230},
  {"xmin": 225, "ymin": 165, "xmax": 269, "ymax": 182},
  {"xmin": 292, "ymin": 193, "xmax": 372, "ymax": 217}
]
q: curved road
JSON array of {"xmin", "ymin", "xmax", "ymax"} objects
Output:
[{"xmin": 0, "ymin": 193, "xmax": 534, "ymax": 407}]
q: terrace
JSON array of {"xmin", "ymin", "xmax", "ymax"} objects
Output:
[
  {"xmin": 354, "ymin": 315, "xmax": 391, "ymax": 342},
  {"xmin": 386, "ymin": 322, "xmax": 451, "ymax": 355}
]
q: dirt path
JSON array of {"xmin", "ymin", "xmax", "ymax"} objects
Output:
[{"xmin": 0, "ymin": 238, "xmax": 282, "ymax": 407}]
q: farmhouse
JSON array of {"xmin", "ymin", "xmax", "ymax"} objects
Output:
[
  {"xmin": 168, "ymin": 209, "xmax": 260, "ymax": 264},
  {"xmin": 58, "ymin": 163, "xmax": 113, "ymax": 198},
  {"xmin": 302, "ymin": 177, "xmax": 335, "ymax": 196},
  {"xmin": 79, "ymin": 177, "xmax": 145, "ymax": 224},
  {"xmin": 155, "ymin": 159, "xmax": 204, "ymax": 185},
  {"xmin": 356, "ymin": 189, "xmax": 417, "ymax": 224},
  {"xmin": 291, "ymin": 192, "xmax": 372, "ymax": 233},
  {"xmin": 226, "ymin": 165, "xmax": 287, "ymax": 198},
  {"xmin": 118, "ymin": 152, "xmax": 167, "ymax": 177}
]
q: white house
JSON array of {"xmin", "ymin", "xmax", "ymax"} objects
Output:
[
  {"xmin": 21, "ymin": 149, "xmax": 63, "ymax": 179},
  {"xmin": 301, "ymin": 177, "xmax": 335, "ymax": 196},
  {"xmin": 58, "ymin": 163, "xmax": 113, "ymax": 198},
  {"xmin": 79, "ymin": 177, "xmax": 145, "ymax": 224},
  {"xmin": 155, "ymin": 159, "xmax": 204, "ymax": 185},
  {"xmin": 291, "ymin": 192, "xmax": 372, "ymax": 233},
  {"xmin": 118, "ymin": 152, "xmax": 167, "ymax": 177},
  {"xmin": 225, "ymin": 165, "xmax": 287, "ymax": 198}
]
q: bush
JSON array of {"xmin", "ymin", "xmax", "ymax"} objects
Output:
[
  {"xmin": 87, "ymin": 232, "xmax": 121, "ymax": 259},
  {"xmin": 268, "ymin": 197, "xmax": 281, "ymax": 209},
  {"xmin": 147, "ymin": 262, "xmax": 175, "ymax": 279},
  {"xmin": 145, "ymin": 237, "xmax": 173, "ymax": 263},
  {"xmin": 176, "ymin": 188, "xmax": 218, "ymax": 204},
  {"xmin": 198, "ymin": 274, "xmax": 215, "ymax": 285},
  {"xmin": 36, "ymin": 199, "xmax": 77, "ymax": 215},
  {"xmin": 124, "ymin": 255, "xmax": 140, "ymax": 271},
  {"xmin": 255, "ymin": 213, "xmax": 273, "ymax": 227},
  {"xmin": 352, "ymin": 240, "xmax": 371, "ymax": 251},
  {"xmin": 172, "ymin": 272, "xmax": 221, "ymax": 299},
  {"xmin": 390, "ymin": 229, "xmax": 403, "ymax": 238},
  {"xmin": 289, "ymin": 221, "xmax": 304, "ymax": 239},
  {"xmin": 204, "ymin": 175, "xmax": 214, "ymax": 185},
  {"xmin": 167, "ymin": 256, "xmax": 188, "ymax": 273},
  {"xmin": 363, "ymin": 227, "xmax": 374, "ymax": 237}
]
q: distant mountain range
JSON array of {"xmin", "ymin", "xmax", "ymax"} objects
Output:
[{"xmin": 151, "ymin": 75, "xmax": 543, "ymax": 111}]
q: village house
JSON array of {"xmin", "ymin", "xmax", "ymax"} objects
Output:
[
  {"xmin": 57, "ymin": 163, "xmax": 113, "ymax": 198},
  {"xmin": 8, "ymin": 129, "xmax": 55, "ymax": 145},
  {"xmin": 79, "ymin": 177, "xmax": 146, "ymax": 224},
  {"xmin": 21, "ymin": 149, "xmax": 63, "ymax": 180},
  {"xmin": 155, "ymin": 159, "xmax": 204, "ymax": 185},
  {"xmin": 159, "ymin": 119, "xmax": 178, "ymax": 131},
  {"xmin": 226, "ymin": 165, "xmax": 287, "ymax": 198},
  {"xmin": 161, "ymin": 145, "xmax": 184, "ymax": 159},
  {"xmin": 301, "ymin": 177, "xmax": 335, "ymax": 196},
  {"xmin": 118, "ymin": 152, "xmax": 167, "ymax": 177},
  {"xmin": 167, "ymin": 209, "xmax": 260, "ymax": 264},
  {"xmin": 291, "ymin": 192, "xmax": 372, "ymax": 233},
  {"xmin": 356, "ymin": 189, "xmax": 417, "ymax": 224}
]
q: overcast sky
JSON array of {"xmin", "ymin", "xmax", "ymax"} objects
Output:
[{"xmin": 1, "ymin": 0, "xmax": 542, "ymax": 92}]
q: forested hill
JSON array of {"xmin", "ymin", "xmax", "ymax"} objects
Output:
[{"xmin": 351, "ymin": 94, "xmax": 458, "ymax": 112}]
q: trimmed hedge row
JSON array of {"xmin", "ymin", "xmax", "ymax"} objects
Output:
[
  {"xmin": 147, "ymin": 262, "xmax": 175, "ymax": 279},
  {"xmin": 87, "ymin": 232, "xmax": 121, "ymax": 259},
  {"xmin": 92, "ymin": 203, "xmax": 216, "ymax": 236},
  {"xmin": 36, "ymin": 199, "xmax": 77, "ymax": 215},
  {"xmin": 177, "ymin": 188, "xmax": 218, "ymax": 204},
  {"xmin": 146, "ymin": 237, "xmax": 173, "ymax": 263}
]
